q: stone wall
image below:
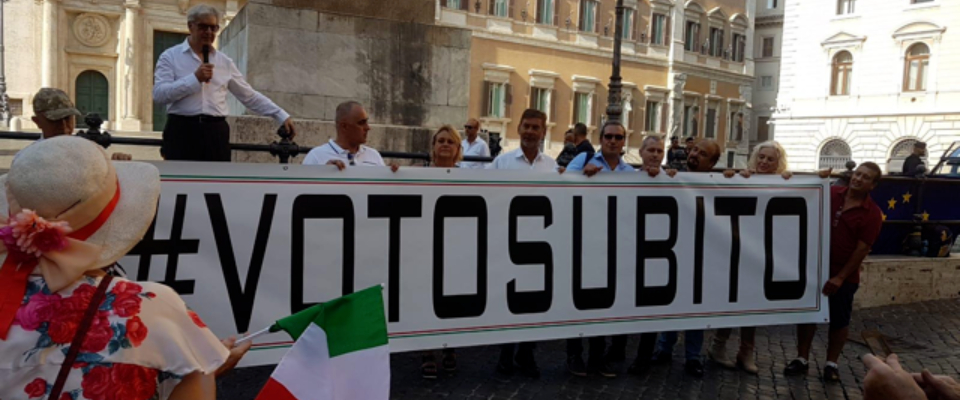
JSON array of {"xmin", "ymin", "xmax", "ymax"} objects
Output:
[
  {"xmin": 855, "ymin": 255, "xmax": 960, "ymax": 309},
  {"xmin": 219, "ymin": 0, "xmax": 470, "ymax": 132}
]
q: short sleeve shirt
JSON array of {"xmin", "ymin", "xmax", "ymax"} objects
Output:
[
  {"xmin": 830, "ymin": 186, "xmax": 884, "ymax": 284},
  {"xmin": 302, "ymin": 140, "xmax": 386, "ymax": 167}
]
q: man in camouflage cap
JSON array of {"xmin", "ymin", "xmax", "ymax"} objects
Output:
[{"xmin": 31, "ymin": 88, "xmax": 82, "ymax": 140}]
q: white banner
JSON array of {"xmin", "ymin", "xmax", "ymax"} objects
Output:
[{"xmin": 119, "ymin": 162, "xmax": 830, "ymax": 367}]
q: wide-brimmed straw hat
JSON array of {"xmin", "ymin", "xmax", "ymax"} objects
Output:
[{"xmin": 0, "ymin": 136, "xmax": 160, "ymax": 289}]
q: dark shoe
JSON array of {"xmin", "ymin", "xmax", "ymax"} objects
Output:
[
  {"xmin": 627, "ymin": 359, "xmax": 650, "ymax": 376},
  {"xmin": 421, "ymin": 355, "xmax": 438, "ymax": 379},
  {"xmin": 650, "ymin": 350, "xmax": 672, "ymax": 365},
  {"xmin": 783, "ymin": 359, "xmax": 810, "ymax": 376},
  {"xmin": 590, "ymin": 360, "xmax": 618, "ymax": 378},
  {"xmin": 823, "ymin": 365, "xmax": 840, "ymax": 382},
  {"xmin": 515, "ymin": 356, "xmax": 541, "ymax": 379},
  {"xmin": 567, "ymin": 356, "xmax": 588, "ymax": 377},
  {"xmin": 685, "ymin": 359, "xmax": 704, "ymax": 378},
  {"xmin": 441, "ymin": 350, "xmax": 457, "ymax": 373}
]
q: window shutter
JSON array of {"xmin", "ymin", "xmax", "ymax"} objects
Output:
[
  {"xmin": 579, "ymin": 0, "xmax": 585, "ymax": 30},
  {"xmin": 509, "ymin": 0, "xmax": 515, "ymax": 17},
  {"xmin": 461, "ymin": 0, "xmax": 469, "ymax": 11},
  {"xmin": 482, "ymin": 82, "xmax": 491, "ymax": 116},
  {"xmin": 665, "ymin": 15, "xmax": 671, "ymax": 44},
  {"xmin": 635, "ymin": 12, "xmax": 641, "ymax": 40},
  {"xmin": 660, "ymin": 101, "xmax": 668, "ymax": 133},
  {"xmin": 489, "ymin": 0, "xmax": 495, "ymax": 15},
  {"xmin": 550, "ymin": 89, "xmax": 557, "ymax": 124},
  {"xmin": 537, "ymin": 0, "xmax": 544, "ymax": 22},
  {"xmin": 595, "ymin": 3, "xmax": 601, "ymax": 33},
  {"xmin": 554, "ymin": 0, "xmax": 559, "ymax": 26},
  {"xmin": 441, "ymin": 0, "xmax": 448, "ymax": 8},
  {"xmin": 505, "ymin": 83, "xmax": 513, "ymax": 118}
]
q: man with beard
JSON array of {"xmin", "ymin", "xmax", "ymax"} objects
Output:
[
  {"xmin": 488, "ymin": 109, "xmax": 555, "ymax": 378},
  {"xmin": 650, "ymin": 138, "xmax": 720, "ymax": 378}
]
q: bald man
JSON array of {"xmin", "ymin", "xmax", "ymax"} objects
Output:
[{"xmin": 460, "ymin": 118, "xmax": 490, "ymax": 169}]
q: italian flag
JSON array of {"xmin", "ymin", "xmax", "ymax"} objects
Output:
[{"xmin": 256, "ymin": 286, "xmax": 390, "ymax": 400}]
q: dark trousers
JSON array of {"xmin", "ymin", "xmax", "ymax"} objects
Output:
[
  {"xmin": 500, "ymin": 342, "xmax": 536, "ymax": 363},
  {"xmin": 635, "ymin": 332, "xmax": 659, "ymax": 363},
  {"xmin": 162, "ymin": 114, "xmax": 231, "ymax": 161},
  {"xmin": 566, "ymin": 335, "xmax": 628, "ymax": 363}
]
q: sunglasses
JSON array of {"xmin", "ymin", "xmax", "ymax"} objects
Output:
[
  {"xmin": 194, "ymin": 23, "xmax": 220, "ymax": 32},
  {"xmin": 464, "ymin": 125, "xmax": 478, "ymax": 130},
  {"xmin": 603, "ymin": 134, "xmax": 625, "ymax": 141}
]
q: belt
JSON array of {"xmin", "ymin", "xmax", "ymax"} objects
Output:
[{"xmin": 168, "ymin": 114, "xmax": 227, "ymax": 123}]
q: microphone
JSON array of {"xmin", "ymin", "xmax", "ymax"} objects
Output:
[{"xmin": 202, "ymin": 45, "xmax": 210, "ymax": 64}]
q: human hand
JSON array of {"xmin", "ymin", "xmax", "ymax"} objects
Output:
[
  {"xmin": 863, "ymin": 354, "xmax": 927, "ymax": 400},
  {"xmin": 723, "ymin": 169, "xmax": 736, "ymax": 178},
  {"xmin": 111, "ymin": 152, "xmax": 133, "ymax": 161},
  {"xmin": 216, "ymin": 336, "xmax": 253, "ymax": 377},
  {"xmin": 195, "ymin": 63, "xmax": 214, "ymax": 83},
  {"xmin": 645, "ymin": 166, "xmax": 661, "ymax": 178},
  {"xmin": 282, "ymin": 118, "xmax": 297, "ymax": 140},
  {"xmin": 327, "ymin": 159, "xmax": 346, "ymax": 171},
  {"xmin": 390, "ymin": 164, "xmax": 400, "ymax": 173},
  {"xmin": 818, "ymin": 168, "xmax": 833, "ymax": 179},
  {"xmin": 822, "ymin": 276, "xmax": 845, "ymax": 296},
  {"xmin": 782, "ymin": 171, "xmax": 793, "ymax": 180},
  {"xmin": 557, "ymin": 166, "xmax": 566, "ymax": 174},
  {"xmin": 740, "ymin": 169, "xmax": 754, "ymax": 179},
  {"xmin": 583, "ymin": 164, "xmax": 601, "ymax": 177},
  {"xmin": 914, "ymin": 369, "xmax": 960, "ymax": 400},
  {"xmin": 666, "ymin": 169, "xmax": 678, "ymax": 178}
]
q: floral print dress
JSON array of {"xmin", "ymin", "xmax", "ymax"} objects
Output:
[{"xmin": 0, "ymin": 274, "xmax": 228, "ymax": 400}]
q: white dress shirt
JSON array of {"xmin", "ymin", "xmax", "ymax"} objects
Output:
[
  {"xmin": 460, "ymin": 137, "xmax": 491, "ymax": 169},
  {"xmin": 487, "ymin": 147, "xmax": 558, "ymax": 171},
  {"xmin": 153, "ymin": 40, "xmax": 289, "ymax": 124},
  {"xmin": 302, "ymin": 139, "xmax": 386, "ymax": 167}
]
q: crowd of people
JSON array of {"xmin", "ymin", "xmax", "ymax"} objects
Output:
[{"xmin": 0, "ymin": 4, "xmax": 944, "ymax": 400}]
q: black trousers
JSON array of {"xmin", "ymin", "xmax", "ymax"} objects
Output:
[
  {"xmin": 162, "ymin": 114, "xmax": 231, "ymax": 161},
  {"xmin": 567, "ymin": 335, "xmax": 629, "ymax": 363}
]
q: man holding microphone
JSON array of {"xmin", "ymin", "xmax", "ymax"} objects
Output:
[{"xmin": 153, "ymin": 4, "xmax": 296, "ymax": 161}]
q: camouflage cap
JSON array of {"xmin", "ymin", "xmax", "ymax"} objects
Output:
[{"xmin": 33, "ymin": 88, "xmax": 82, "ymax": 121}]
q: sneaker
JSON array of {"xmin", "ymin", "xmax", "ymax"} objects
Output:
[
  {"xmin": 441, "ymin": 350, "xmax": 457, "ymax": 373},
  {"xmin": 591, "ymin": 360, "xmax": 618, "ymax": 378},
  {"xmin": 708, "ymin": 341, "xmax": 735, "ymax": 369},
  {"xmin": 515, "ymin": 355, "xmax": 541, "ymax": 379},
  {"xmin": 783, "ymin": 359, "xmax": 809, "ymax": 376},
  {"xmin": 685, "ymin": 359, "xmax": 704, "ymax": 378},
  {"xmin": 823, "ymin": 365, "xmax": 841, "ymax": 382},
  {"xmin": 567, "ymin": 356, "xmax": 588, "ymax": 377},
  {"xmin": 650, "ymin": 350, "xmax": 672, "ymax": 365}
]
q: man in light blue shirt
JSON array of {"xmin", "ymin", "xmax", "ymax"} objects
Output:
[{"xmin": 567, "ymin": 121, "xmax": 635, "ymax": 175}]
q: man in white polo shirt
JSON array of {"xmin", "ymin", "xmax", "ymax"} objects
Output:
[
  {"xmin": 303, "ymin": 101, "xmax": 396, "ymax": 171},
  {"xmin": 460, "ymin": 118, "xmax": 490, "ymax": 169},
  {"xmin": 487, "ymin": 109, "xmax": 557, "ymax": 172}
]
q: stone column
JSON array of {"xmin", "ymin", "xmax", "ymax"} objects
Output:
[
  {"xmin": 120, "ymin": 1, "xmax": 142, "ymax": 131},
  {"xmin": 668, "ymin": 73, "xmax": 687, "ymax": 139},
  {"xmin": 738, "ymin": 83, "xmax": 753, "ymax": 166},
  {"xmin": 40, "ymin": 0, "xmax": 58, "ymax": 88}
]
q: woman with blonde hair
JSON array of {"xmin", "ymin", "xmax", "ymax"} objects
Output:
[
  {"xmin": 714, "ymin": 140, "xmax": 791, "ymax": 374},
  {"xmin": 419, "ymin": 125, "xmax": 463, "ymax": 379}
]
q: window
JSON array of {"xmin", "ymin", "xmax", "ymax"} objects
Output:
[
  {"xmin": 623, "ymin": 9, "xmax": 636, "ymax": 40},
  {"xmin": 888, "ymin": 139, "xmax": 928, "ymax": 173},
  {"xmin": 768, "ymin": 0, "xmax": 778, "ymax": 8},
  {"xmin": 574, "ymin": 92, "xmax": 593, "ymax": 126},
  {"xmin": 684, "ymin": 104, "xmax": 699, "ymax": 137},
  {"xmin": 761, "ymin": 76, "xmax": 773, "ymax": 89},
  {"xmin": 709, "ymin": 27, "xmax": 724, "ymax": 57},
  {"xmin": 819, "ymin": 139, "xmax": 853, "ymax": 170},
  {"xmin": 705, "ymin": 106, "xmax": 717, "ymax": 139},
  {"xmin": 685, "ymin": 21, "xmax": 701, "ymax": 51},
  {"xmin": 831, "ymin": 51, "xmax": 853, "ymax": 96},
  {"xmin": 530, "ymin": 87, "xmax": 552, "ymax": 122},
  {"xmin": 732, "ymin": 33, "xmax": 746, "ymax": 62},
  {"xmin": 904, "ymin": 43, "xmax": 930, "ymax": 92},
  {"xmin": 729, "ymin": 111, "xmax": 743, "ymax": 141},
  {"xmin": 537, "ymin": 0, "xmax": 556, "ymax": 25},
  {"xmin": 645, "ymin": 101, "xmax": 661, "ymax": 132},
  {"xmin": 650, "ymin": 13, "xmax": 667, "ymax": 45},
  {"xmin": 443, "ymin": 0, "xmax": 468, "ymax": 10},
  {"xmin": 485, "ymin": 82, "xmax": 508, "ymax": 118},
  {"xmin": 757, "ymin": 117, "xmax": 770, "ymax": 142},
  {"xmin": 580, "ymin": 0, "xmax": 599, "ymax": 32},
  {"xmin": 762, "ymin": 37, "xmax": 774, "ymax": 58},
  {"xmin": 837, "ymin": 0, "xmax": 855, "ymax": 15},
  {"xmin": 490, "ymin": 0, "xmax": 508, "ymax": 17},
  {"xmin": 7, "ymin": 99, "xmax": 23, "ymax": 117}
]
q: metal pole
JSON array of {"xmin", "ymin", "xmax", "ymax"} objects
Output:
[
  {"xmin": 0, "ymin": 0, "xmax": 9, "ymax": 128},
  {"xmin": 605, "ymin": 0, "xmax": 625, "ymax": 123}
]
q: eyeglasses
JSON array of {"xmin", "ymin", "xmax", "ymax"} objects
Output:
[
  {"xmin": 464, "ymin": 125, "xmax": 477, "ymax": 130},
  {"xmin": 603, "ymin": 134, "xmax": 625, "ymax": 141},
  {"xmin": 194, "ymin": 23, "xmax": 220, "ymax": 32}
]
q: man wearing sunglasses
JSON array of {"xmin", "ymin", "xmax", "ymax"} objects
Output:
[
  {"xmin": 566, "ymin": 121, "xmax": 634, "ymax": 175},
  {"xmin": 459, "ymin": 119, "xmax": 490, "ymax": 169},
  {"xmin": 153, "ymin": 4, "xmax": 297, "ymax": 162}
]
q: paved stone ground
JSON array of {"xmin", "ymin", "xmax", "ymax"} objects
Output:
[{"xmin": 218, "ymin": 299, "xmax": 960, "ymax": 399}]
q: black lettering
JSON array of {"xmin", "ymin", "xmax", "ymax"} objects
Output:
[
  {"xmin": 572, "ymin": 196, "xmax": 616, "ymax": 310},
  {"xmin": 636, "ymin": 196, "xmax": 679, "ymax": 307},
  {"xmin": 764, "ymin": 197, "xmax": 807, "ymax": 301},
  {"xmin": 291, "ymin": 195, "xmax": 355, "ymax": 313},
  {"xmin": 694, "ymin": 196, "xmax": 705, "ymax": 304},
  {"xmin": 507, "ymin": 196, "xmax": 554, "ymax": 314},
  {"xmin": 204, "ymin": 194, "xmax": 277, "ymax": 333},
  {"xmin": 715, "ymin": 197, "xmax": 758, "ymax": 303},
  {"xmin": 128, "ymin": 194, "xmax": 198, "ymax": 295},
  {"xmin": 368, "ymin": 195, "xmax": 423, "ymax": 323},
  {"xmin": 433, "ymin": 196, "xmax": 487, "ymax": 319}
]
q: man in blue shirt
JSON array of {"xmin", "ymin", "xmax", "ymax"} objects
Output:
[
  {"xmin": 564, "ymin": 121, "xmax": 633, "ymax": 378},
  {"xmin": 567, "ymin": 121, "xmax": 635, "ymax": 175}
]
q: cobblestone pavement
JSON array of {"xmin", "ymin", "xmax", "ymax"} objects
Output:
[{"xmin": 219, "ymin": 299, "xmax": 960, "ymax": 399}]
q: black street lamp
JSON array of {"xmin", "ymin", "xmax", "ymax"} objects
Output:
[{"xmin": 605, "ymin": 0, "xmax": 625, "ymax": 123}]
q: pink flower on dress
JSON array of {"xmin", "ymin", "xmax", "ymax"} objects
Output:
[
  {"xmin": 14, "ymin": 292, "xmax": 62, "ymax": 331},
  {"xmin": 0, "ymin": 209, "xmax": 71, "ymax": 261}
]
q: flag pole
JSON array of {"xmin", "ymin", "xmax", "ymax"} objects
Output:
[{"xmin": 236, "ymin": 325, "xmax": 274, "ymax": 345}]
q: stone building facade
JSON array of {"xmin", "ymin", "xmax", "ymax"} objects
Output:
[
  {"xmin": 438, "ymin": 0, "xmax": 757, "ymax": 166},
  {"xmin": 774, "ymin": 0, "xmax": 960, "ymax": 173},
  {"xmin": 751, "ymin": 0, "xmax": 782, "ymax": 145}
]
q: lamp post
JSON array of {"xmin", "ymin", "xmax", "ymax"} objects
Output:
[
  {"xmin": 0, "ymin": 0, "xmax": 9, "ymax": 128},
  {"xmin": 605, "ymin": 0, "xmax": 625, "ymax": 123}
]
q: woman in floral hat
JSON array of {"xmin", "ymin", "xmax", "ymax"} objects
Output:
[{"xmin": 0, "ymin": 136, "xmax": 238, "ymax": 400}]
